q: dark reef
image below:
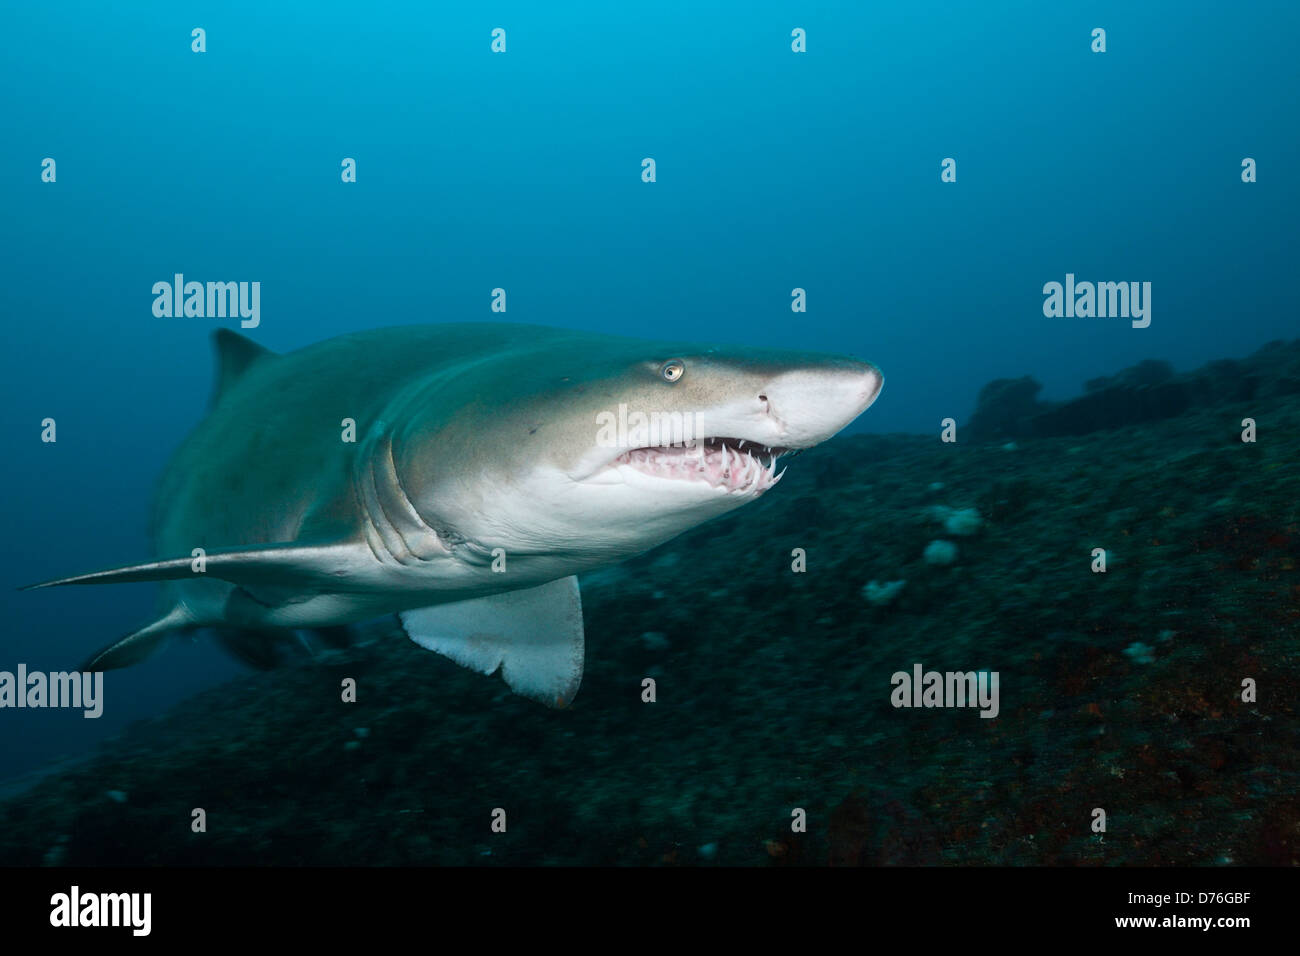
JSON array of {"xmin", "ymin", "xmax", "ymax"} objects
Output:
[
  {"xmin": 2, "ymin": 343, "xmax": 1297, "ymax": 866},
  {"xmin": 967, "ymin": 340, "xmax": 1300, "ymax": 442}
]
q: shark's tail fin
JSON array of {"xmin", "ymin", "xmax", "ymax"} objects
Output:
[{"xmin": 80, "ymin": 605, "xmax": 192, "ymax": 671}]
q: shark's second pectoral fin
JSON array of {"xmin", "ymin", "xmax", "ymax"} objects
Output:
[
  {"xmin": 81, "ymin": 605, "xmax": 193, "ymax": 671},
  {"xmin": 399, "ymin": 576, "xmax": 585, "ymax": 708}
]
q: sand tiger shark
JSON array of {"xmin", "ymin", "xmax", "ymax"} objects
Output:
[{"xmin": 28, "ymin": 324, "xmax": 882, "ymax": 706}]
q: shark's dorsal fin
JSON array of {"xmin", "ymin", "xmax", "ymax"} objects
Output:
[
  {"xmin": 400, "ymin": 576, "xmax": 584, "ymax": 708},
  {"xmin": 211, "ymin": 329, "xmax": 275, "ymax": 406}
]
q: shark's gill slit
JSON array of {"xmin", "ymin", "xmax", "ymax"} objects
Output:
[{"xmin": 357, "ymin": 435, "xmax": 449, "ymax": 567}]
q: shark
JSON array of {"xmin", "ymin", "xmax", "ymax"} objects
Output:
[{"xmin": 27, "ymin": 324, "xmax": 883, "ymax": 707}]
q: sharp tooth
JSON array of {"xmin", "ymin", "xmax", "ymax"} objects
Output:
[
  {"xmin": 739, "ymin": 439, "xmax": 746, "ymax": 449},
  {"xmin": 773, "ymin": 466, "xmax": 787, "ymax": 486}
]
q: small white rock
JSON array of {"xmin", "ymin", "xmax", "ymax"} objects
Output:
[
  {"xmin": 862, "ymin": 579, "xmax": 906, "ymax": 606},
  {"xmin": 923, "ymin": 540, "xmax": 959, "ymax": 565},
  {"xmin": 943, "ymin": 508, "xmax": 983, "ymax": 536},
  {"xmin": 1123, "ymin": 641, "xmax": 1156, "ymax": 665},
  {"xmin": 640, "ymin": 631, "xmax": 671, "ymax": 652}
]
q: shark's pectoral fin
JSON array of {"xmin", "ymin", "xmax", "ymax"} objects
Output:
[
  {"xmin": 81, "ymin": 605, "xmax": 193, "ymax": 671},
  {"xmin": 23, "ymin": 542, "xmax": 370, "ymax": 593},
  {"xmin": 399, "ymin": 576, "xmax": 585, "ymax": 708}
]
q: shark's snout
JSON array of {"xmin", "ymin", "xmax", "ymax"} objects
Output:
[{"xmin": 760, "ymin": 360, "xmax": 883, "ymax": 448}]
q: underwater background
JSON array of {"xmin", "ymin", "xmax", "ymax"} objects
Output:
[{"xmin": 1, "ymin": 1, "xmax": 1297, "ymax": 864}]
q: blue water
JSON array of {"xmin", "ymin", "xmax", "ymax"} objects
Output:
[{"xmin": 1, "ymin": 0, "xmax": 1296, "ymax": 782}]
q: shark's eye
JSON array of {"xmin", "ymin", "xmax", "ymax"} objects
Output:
[{"xmin": 661, "ymin": 360, "xmax": 685, "ymax": 383}]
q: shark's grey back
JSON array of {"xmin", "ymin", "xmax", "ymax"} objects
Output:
[{"xmin": 152, "ymin": 323, "xmax": 567, "ymax": 558}]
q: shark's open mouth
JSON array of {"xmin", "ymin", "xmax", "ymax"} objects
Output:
[{"xmin": 613, "ymin": 437, "xmax": 789, "ymax": 494}]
